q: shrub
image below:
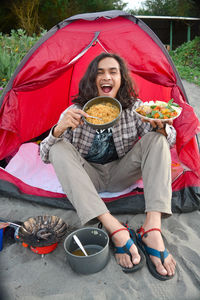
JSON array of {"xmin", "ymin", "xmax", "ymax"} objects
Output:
[
  {"xmin": 0, "ymin": 29, "xmax": 46, "ymax": 96},
  {"xmin": 169, "ymin": 36, "xmax": 200, "ymax": 86}
]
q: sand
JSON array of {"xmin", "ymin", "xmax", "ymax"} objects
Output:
[{"xmin": 0, "ymin": 80, "xmax": 200, "ymax": 300}]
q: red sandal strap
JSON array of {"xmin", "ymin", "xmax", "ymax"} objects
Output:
[
  {"xmin": 109, "ymin": 228, "xmax": 129, "ymax": 238},
  {"xmin": 137, "ymin": 226, "xmax": 161, "ymax": 239}
]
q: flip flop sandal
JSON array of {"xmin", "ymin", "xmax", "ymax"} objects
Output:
[
  {"xmin": 137, "ymin": 226, "xmax": 174, "ymax": 281},
  {"xmin": 110, "ymin": 224, "xmax": 145, "ymax": 273}
]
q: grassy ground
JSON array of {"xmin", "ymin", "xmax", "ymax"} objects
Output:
[{"xmin": 0, "ymin": 31, "xmax": 199, "ymax": 97}]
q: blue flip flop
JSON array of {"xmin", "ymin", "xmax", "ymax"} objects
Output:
[
  {"xmin": 137, "ymin": 226, "xmax": 174, "ymax": 281},
  {"xmin": 110, "ymin": 225, "xmax": 145, "ymax": 273}
]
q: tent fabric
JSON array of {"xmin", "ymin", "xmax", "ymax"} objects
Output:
[
  {"xmin": 4, "ymin": 143, "xmax": 189, "ymax": 197},
  {"xmin": 0, "ymin": 169, "xmax": 199, "ymax": 214},
  {"xmin": 4, "ymin": 142, "xmax": 142, "ymax": 196},
  {"xmin": 0, "ymin": 10, "xmax": 199, "ymax": 213}
]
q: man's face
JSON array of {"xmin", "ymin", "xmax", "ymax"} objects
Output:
[{"xmin": 96, "ymin": 57, "xmax": 121, "ymax": 98}]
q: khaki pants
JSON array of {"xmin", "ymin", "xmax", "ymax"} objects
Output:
[{"xmin": 49, "ymin": 132, "xmax": 172, "ymax": 225}]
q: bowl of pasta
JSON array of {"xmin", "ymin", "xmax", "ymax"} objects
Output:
[{"xmin": 83, "ymin": 96, "xmax": 122, "ymax": 130}]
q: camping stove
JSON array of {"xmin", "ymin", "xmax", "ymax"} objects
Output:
[{"xmin": 13, "ymin": 215, "xmax": 68, "ymax": 254}]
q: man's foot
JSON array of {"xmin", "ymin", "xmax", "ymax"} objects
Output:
[
  {"xmin": 111, "ymin": 226, "xmax": 141, "ymax": 269},
  {"xmin": 97, "ymin": 213, "xmax": 142, "ymax": 270},
  {"xmin": 138, "ymin": 226, "xmax": 176, "ymax": 277}
]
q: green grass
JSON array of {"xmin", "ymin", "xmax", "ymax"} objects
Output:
[
  {"xmin": 0, "ymin": 31, "xmax": 200, "ymax": 98},
  {"xmin": 169, "ymin": 36, "xmax": 200, "ymax": 86}
]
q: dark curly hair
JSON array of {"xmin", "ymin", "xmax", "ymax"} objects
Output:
[{"xmin": 72, "ymin": 53, "xmax": 138, "ymax": 108}]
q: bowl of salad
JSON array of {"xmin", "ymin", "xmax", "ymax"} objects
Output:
[{"xmin": 134, "ymin": 99, "xmax": 182, "ymax": 122}]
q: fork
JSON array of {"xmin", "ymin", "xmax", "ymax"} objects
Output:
[{"xmin": 86, "ymin": 115, "xmax": 103, "ymax": 121}]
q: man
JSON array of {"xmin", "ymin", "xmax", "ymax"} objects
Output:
[{"xmin": 40, "ymin": 53, "xmax": 176, "ymax": 279}]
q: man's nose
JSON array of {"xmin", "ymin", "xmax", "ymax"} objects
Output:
[{"xmin": 103, "ymin": 72, "xmax": 111, "ymax": 80}]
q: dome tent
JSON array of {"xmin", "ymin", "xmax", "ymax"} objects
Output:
[{"xmin": 0, "ymin": 10, "xmax": 199, "ymax": 213}]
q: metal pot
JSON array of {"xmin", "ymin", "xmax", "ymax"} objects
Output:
[
  {"xmin": 64, "ymin": 227, "xmax": 110, "ymax": 274},
  {"xmin": 82, "ymin": 96, "xmax": 122, "ymax": 130}
]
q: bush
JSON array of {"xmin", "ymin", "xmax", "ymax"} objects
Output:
[
  {"xmin": 169, "ymin": 36, "xmax": 200, "ymax": 86},
  {"xmin": 0, "ymin": 29, "xmax": 46, "ymax": 96}
]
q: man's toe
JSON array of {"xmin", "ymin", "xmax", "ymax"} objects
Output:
[
  {"xmin": 164, "ymin": 255, "xmax": 176, "ymax": 276},
  {"xmin": 155, "ymin": 261, "xmax": 168, "ymax": 276},
  {"xmin": 130, "ymin": 244, "xmax": 141, "ymax": 265}
]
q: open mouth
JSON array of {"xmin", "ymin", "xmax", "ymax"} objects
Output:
[{"xmin": 101, "ymin": 84, "xmax": 113, "ymax": 93}]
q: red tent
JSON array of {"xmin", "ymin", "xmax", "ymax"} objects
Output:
[{"xmin": 0, "ymin": 11, "xmax": 199, "ymax": 213}]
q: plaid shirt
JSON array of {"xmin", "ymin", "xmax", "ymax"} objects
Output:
[{"xmin": 40, "ymin": 99, "xmax": 176, "ymax": 163}]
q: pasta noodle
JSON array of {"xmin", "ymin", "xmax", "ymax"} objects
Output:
[{"xmin": 85, "ymin": 102, "xmax": 120, "ymax": 125}]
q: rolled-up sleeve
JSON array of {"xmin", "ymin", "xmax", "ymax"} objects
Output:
[{"xmin": 39, "ymin": 126, "xmax": 63, "ymax": 163}]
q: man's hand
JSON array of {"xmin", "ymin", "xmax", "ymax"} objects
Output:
[
  {"xmin": 142, "ymin": 118, "xmax": 173, "ymax": 137},
  {"xmin": 53, "ymin": 108, "xmax": 88, "ymax": 138}
]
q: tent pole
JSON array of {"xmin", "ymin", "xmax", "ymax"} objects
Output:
[
  {"xmin": 170, "ymin": 20, "xmax": 173, "ymax": 50},
  {"xmin": 187, "ymin": 24, "xmax": 191, "ymax": 42}
]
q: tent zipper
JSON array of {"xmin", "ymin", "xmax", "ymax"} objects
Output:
[{"xmin": 66, "ymin": 31, "xmax": 100, "ymax": 66}]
